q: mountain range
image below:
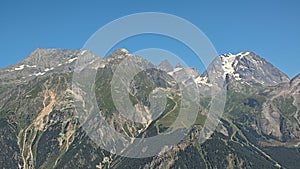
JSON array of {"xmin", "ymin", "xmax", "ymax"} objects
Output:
[{"xmin": 0, "ymin": 48, "xmax": 299, "ymax": 169}]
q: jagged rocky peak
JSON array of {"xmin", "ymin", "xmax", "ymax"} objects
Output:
[
  {"xmin": 184, "ymin": 67, "xmax": 200, "ymax": 78},
  {"xmin": 291, "ymin": 74, "xmax": 300, "ymax": 96},
  {"xmin": 216, "ymin": 51, "xmax": 290, "ymax": 86},
  {"xmin": 175, "ymin": 63, "xmax": 184, "ymax": 69},
  {"xmin": 291, "ymin": 74, "xmax": 300, "ymax": 86},
  {"xmin": 158, "ymin": 60, "xmax": 173, "ymax": 72},
  {"xmin": 19, "ymin": 48, "xmax": 93, "ymax": 68},
  {"xmin": 108, "ymin": 48, "xmax": 131, "ymax": 59},
  {"xmin": 0, "ymin": 49, "xmax": 98, "ymax": 85}
]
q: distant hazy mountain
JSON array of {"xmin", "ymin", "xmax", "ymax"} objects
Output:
[{"xmin": 0, "ymin": 49, "xmax": 299, "ymax": 169}]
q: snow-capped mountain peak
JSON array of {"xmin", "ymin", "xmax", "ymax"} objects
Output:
[{"xmin": 203, "ymin": 51, "xmax": 290, "ymax": 87}]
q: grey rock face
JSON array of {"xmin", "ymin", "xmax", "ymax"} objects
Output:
[
  {"xmin": 0, "ymin": 48, "xmax": 97, "ymax": 90},
  {"xmin": 233, "ymin": 52, "xmax": 290, "ymax": 86}
]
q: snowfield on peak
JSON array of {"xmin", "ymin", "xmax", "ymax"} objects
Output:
[{"xmin": 220, "ymin": 52, "xmax": 251, "ymax": 80}]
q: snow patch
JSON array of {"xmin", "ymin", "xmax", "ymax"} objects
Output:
[
  {"xmin": 80, "ymin": 50, "xmax": 87, "ymax": 55},
  {"xmin": 34, "ymin": 72, "xmax": 46, "ymax": 76},
  {"xmin": 67, "ymin": 57, "xmax": 78, "ymax": 63},
  {"xmin": 99, "ymin": 63, "xmax": 106, "ymax": 68},
  {"xmin": 173, "ymin": 67, "xmax": 183, "ymax": 72},
  {"xmin": 120, "ymin": 48, "xmax": 129, "ymax": 53},
  {"xmin": 194, "ymin": 76, "xmax": 212, "ymax": 87},
  {"xmin": 167, "ymin": 67, "xmax": 183, "ymax": 76},
  {"xmin": 239, "ymin": 52, "xmax": 251, "ymax": 59},
  {"xmin": 14, "ymin": 65, "xmax": 25, "ymax": 70},
  {"xmin": 45, "ymin": 67, "xmax": 54, "ymax": 72},
  {"xmin": 233, "ymin": 73, "xmax": 242, "ymax": 81},
  {"xmin": 26, "ymin": 65, "xmax": 37, "ymax": 68},
  {"xmin": 221, "ymin": 54, "xmax": 236, "ymax": 77}
]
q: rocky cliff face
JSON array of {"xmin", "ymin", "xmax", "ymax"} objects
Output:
[{"xmin": 0, "ymin": 49, "xmax": 299, "ymax": 169}]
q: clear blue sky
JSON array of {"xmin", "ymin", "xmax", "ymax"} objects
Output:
[{"xmin": 1, "ymin": 0, "xmax": 299, "ymax": 77}]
